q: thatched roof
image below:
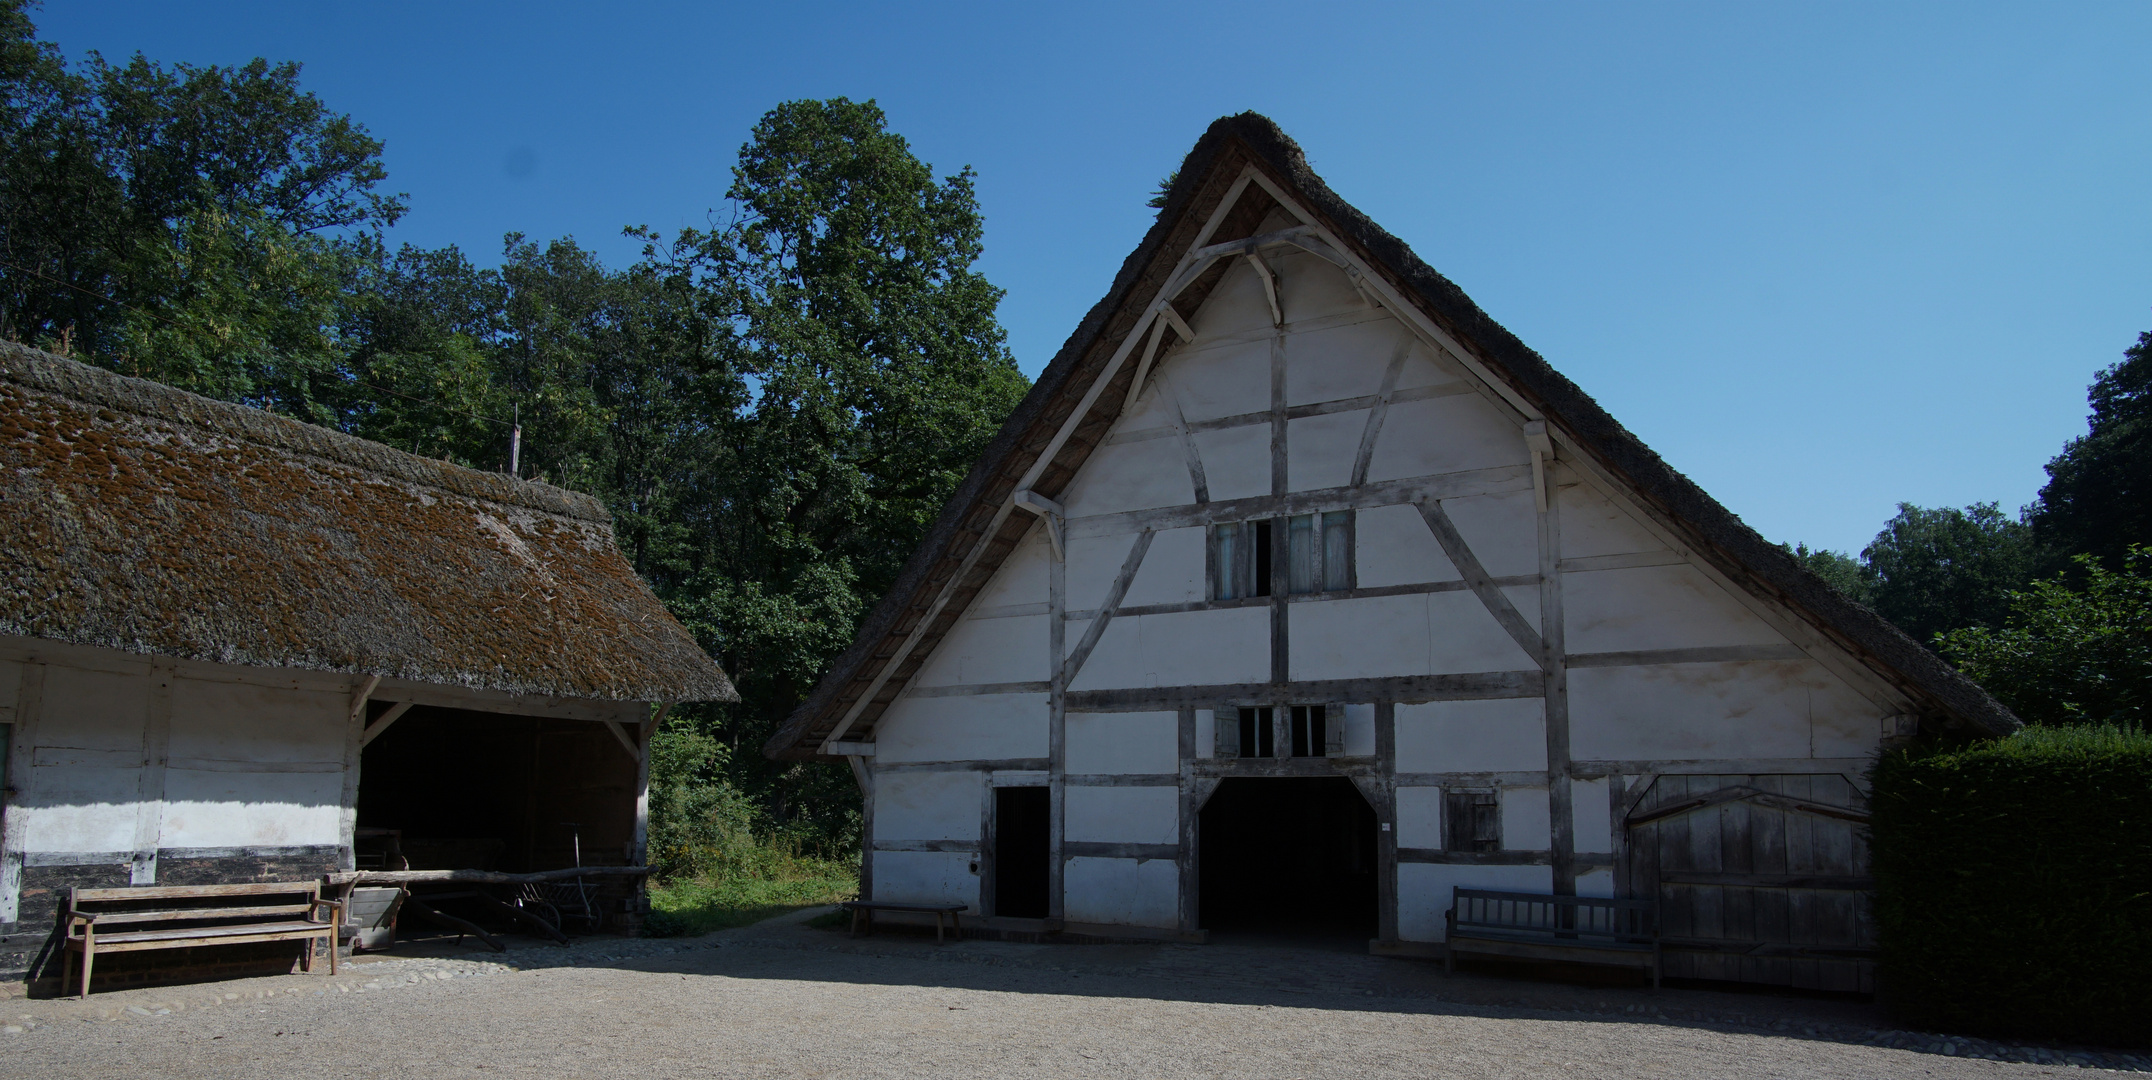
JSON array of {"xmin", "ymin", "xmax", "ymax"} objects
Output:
[
  {"xmin": 0, "ymin": 342, "xmax": 734, "ymax": 703},
  {"xmin": 764, "ymin": 112, "xmax": 2016, "ymax": 760}
]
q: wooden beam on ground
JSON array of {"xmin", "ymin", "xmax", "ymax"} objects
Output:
[{"xmin": 326, "ymin": 866, "xmax": 653, "ymax": 887}]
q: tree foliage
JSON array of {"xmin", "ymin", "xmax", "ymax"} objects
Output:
[
  {"xmin": 1857, "ymin": 502, "xmax": 2037, "ymax": 648},
  {"xmin": 1940, "ymin": 547, "xmax": 2152, "ymax": 727},
  {"xmin": 0, "ymin": 3, "xmax": 1025, "ymax": 852},
  {"xmin": 2031, "ymin": 332, "xmax": 2151, "ymax": 573}
]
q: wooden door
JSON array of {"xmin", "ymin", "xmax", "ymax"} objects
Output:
[{"xmin": 1623, "ymin": 773, "xmax": 1874, "ymax": 992}]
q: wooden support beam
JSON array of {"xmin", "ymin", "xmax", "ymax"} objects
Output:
[
  {"xmin": 1060, "ymin": 530, "xmax": 1154, "ymax": 686},
  {"xmin": 1013, "ymin": 489, "xmax": 1066, "ymax": 561},
  {"xmin": 1162, "ymin": 305, "xmax": 1196, "ymax": 344},
  {"xmin": 1416, "ymin": 500, "xmax": 1546, "ymax": 666},
  {"xmin": 358, "ymin": 701, "xmax": 415, "ymax": 749},
  {"xmin": 1066, "ymin": 463, "xmax": 1533, "ymax": 540},
  {"xmin": 1066, "ymin": 670, "xmax": 1542, "ymax": 713},
  {"xmin": 348, "ymin": 674, "xmax": 381, "ymax": 725},
  {"xmin": 1246, "ymin": 251, "xmax": 1282, "ymax": 325},
  {"xmin": 603, "ymin": 720, "xmax": 638, "ymax": 759},
  {"xmin": 1122, "ymin": 316, "xmax": 1171, "ymax": 414}
]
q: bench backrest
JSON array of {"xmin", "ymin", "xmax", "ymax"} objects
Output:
[
  {"xmin": 1450, "ymin": 887, "xmax": 1657, "ymax": 942},
  {"xmin": 67, "ymin": 881, "xmax": 323, "ymax": 928}
]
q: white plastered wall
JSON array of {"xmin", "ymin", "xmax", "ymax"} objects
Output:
[{"xmin": 847, "ymin": 199, "xmax": 1911, "ymax": 940}]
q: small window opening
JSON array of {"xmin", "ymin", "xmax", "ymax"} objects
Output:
[
  {"xmin": 1446, "ymin": 791, "xmax": 1501, "ymax": 852},
  {"xmin": 1289, "ymin": 705, "xmax": 1328, "ymax": 758},
  {"xmin": 1213, "ymin": 513, "xmax": 1350, "ymax": 600},
  {"xmin": 1236, "ymin": 707, "xmax": 1274, "ymax": 757}
]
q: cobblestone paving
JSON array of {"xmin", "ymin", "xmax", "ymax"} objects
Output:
[{"xmin": 2, "ymin": 909, "xmax": 2143, "ymax": 1078}]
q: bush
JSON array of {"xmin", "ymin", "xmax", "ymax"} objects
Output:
[{"xmin": 1870, "ymin": 725, "xmax": 2152, "ymax": 1046}]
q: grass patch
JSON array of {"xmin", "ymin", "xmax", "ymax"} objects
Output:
[{"xmin": 646, "ymin": 851, "xmax": 857, "ymax": 937}]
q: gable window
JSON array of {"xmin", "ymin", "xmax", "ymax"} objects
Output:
[
  {"xmin": 1445, "ymin": 791, "xmax": 1500, "ymax": 852},
  {"xmin": 1217, "ymin": 704, "xmax": 1338, "ymax": 758},
  {"xmin": 1209, "ymin": 511, "xmax": 1352, "ymax": 600}
]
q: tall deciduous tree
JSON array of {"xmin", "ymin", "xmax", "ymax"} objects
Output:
[
  {"xmin": 1859, "ymin": 502, "xmax": 2037, "ymax": 649},
  {"xmin": 0, "ymin": 0, "xmax": 401, "ymax": 414},
  {"xmin": 2031, "ymin": 332, "xmax": 2150, "ymax": 573},
  {"xmin": 640, "ymin": 98, "xmax": 1029, "ymax": 829}
]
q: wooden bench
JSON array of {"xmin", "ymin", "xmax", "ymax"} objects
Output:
[
  {"xmin": 61, "ymin": 882, "xmax": 344, "ymax": 998},
  {"xmin": 1444, "ymin": 887, "xmax": 1661, "ymax": 988},
  {"xmin": 839, "ymin": 901, "xmax": 967, "ymax": 943}
]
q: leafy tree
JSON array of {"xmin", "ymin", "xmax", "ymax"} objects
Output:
[
  {"xmin": 2031, "ymin": 332, "xmax": 2151, "ymax": 572},
  {"xmin": 1940, "ymin": 547, "xmax": 2152, "ymax": 726},
  {"xmin": 639, "ymin": 98, "xmax": 1028, "ymax": 833},
  {"xmin": 1785, "ymin": 542, "xmax": 1868, "ymax": 604},
  {"xmin": 1860, "ymin": 502, "xmax": 2037, "ymax": 649},
  {"xmin": 0, "ymin": 0, "xmax": 401, "ymax": 403}
]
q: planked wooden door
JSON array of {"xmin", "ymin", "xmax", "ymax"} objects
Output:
[{"xmin": 1622, "ymin": 773, "xmax": 1875, "ymax": 993}]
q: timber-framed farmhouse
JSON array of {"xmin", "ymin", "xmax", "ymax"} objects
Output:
[
  {"xmin": 768, "ymin": 113, "xmax": 2019, "ymax": 991},
  {"xmin": 0, "ymin": 342, "xmax": 734, "ymax": 983}
]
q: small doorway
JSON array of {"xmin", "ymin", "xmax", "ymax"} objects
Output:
[
  {"xmin": 1200, "ymin": 777, "xmax": 1377, "ymax": 938},
  {"xmin": 992, "ymin": 786, "xmax": 1050, "ymax": 918}
]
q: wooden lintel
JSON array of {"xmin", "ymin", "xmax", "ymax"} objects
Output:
[
  {"xmin": 1066, "ymin": 671, "xmax": 1541, "ymax": 713},
  {"xmin": 1062, "ymin": 841, "xmax": 1179, "ymax": 862},
  {"xmin": 1065, "ymin": 464, "xmax": 1533, "ymax": 541}
]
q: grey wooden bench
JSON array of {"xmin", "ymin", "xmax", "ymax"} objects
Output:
[
  {"xmin": 839, "ymin": 901, "xmax": 967, "ymax": 943},
  {"xmin": 61, "ymin": 882, "xmax": 343, "ymax": 998},
  {"xmin": 1444, "ymin": 887, "xmax": 1661, "ymax": 988}
]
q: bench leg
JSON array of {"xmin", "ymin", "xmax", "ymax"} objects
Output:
[
  {"xmin": 328, "ymin": 930, "xmax": 338, "ymax": 977},
  {"xmin": 935, "ymin": 913, "xmax": 946, "ymax": 944},
  {"xmin": 850, "ymin": 908, "xmax": 869, "ymax": 938},
  {"xmin": 951, "ymin": 913, "xmax": 962, "ymax": 943},
  {"xmin": 62, "ymin": 948, "xmax": 74, "ymax": 1000},
  {"xmin": 78, "ymin": 944, "xmax": 94, "ymax": 1000},
  {"xmin": 300, "ymin": 937, "xmax": 313, "ymax": 974}
]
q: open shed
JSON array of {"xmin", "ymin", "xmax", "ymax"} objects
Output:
[
  {"xmin": 0, "ymin": 342, "xmax": 734, "ymax": 983},
  {"xmin": 766, "ymin": 114, "xmax": 2018, "ymax": 992}
]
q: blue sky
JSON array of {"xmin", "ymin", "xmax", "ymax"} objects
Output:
[{"xmin": 38, "ymin": 1, "xmax": 2152, "ymax": 556}]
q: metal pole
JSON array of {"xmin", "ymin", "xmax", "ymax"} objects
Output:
[{"xmin": 509, "ymin": 404, "xmax": 521, "ymax": 477}]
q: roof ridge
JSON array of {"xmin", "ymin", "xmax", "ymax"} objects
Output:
[{"xmin": 0, "ymin": 340, "xmax": 609, "ymax": 525}]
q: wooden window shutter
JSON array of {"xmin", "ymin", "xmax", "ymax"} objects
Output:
[
  {"xmin": 1215, "ymin": 711, "xmax": 1239, "ymax": 758},
  {"xmin": 1446, "ymin": 791, "xmax": 1500, "ymax": 852},
  {"xmin": 1324, "ymin": 704, "xmax": 1345, "ymax": 756}
]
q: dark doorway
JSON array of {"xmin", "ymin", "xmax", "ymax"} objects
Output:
[
  {"xmin": 993, "ymin": 786, "xmax": 1051, "ymax": 918},
  {"xmin": 1200, "ymin": 777, "xmax": 1377, "ymax": 937}
]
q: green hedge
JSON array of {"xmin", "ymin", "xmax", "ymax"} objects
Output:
[{"xmin": 1871, "ymin": 725, "xmax": 2152, "ymax": 1046}]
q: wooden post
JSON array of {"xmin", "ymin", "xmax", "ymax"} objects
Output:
[
  {"xmin": 0, "ymin": 662, "xmax": 46, "ymax": 925},
  {"xmin": 849, "ymin": 755, "xmax": 874, "ymax": 902},
  {"xmin": 1375, "ymin": 701, "xmax": 1400, "ymax": 945},
  {"xmin": 129, "ymin": 658, "xmax": 175, "ymax": 885},
  {"xmin": 1536, "ymin": 472, "xmax": 1576, "ymax": 895},
  {"xmin": 337, "ymin": 674, "xmax": 379, "ymax": 873},
  {"xmin": 1047, "ymin": 531, "xmax": 1067, "ymax": 924},
  {"xmin": 1177, "ymin": 705, "xmax": 1200, "ymax": 935},
  {"xmin": 630, "ymin": 703, "xmax": 666, "ymax": 868}
]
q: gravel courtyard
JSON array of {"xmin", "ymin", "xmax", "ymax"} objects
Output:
[{"xmin": 3, "ymin": 909, "xmax": 2142, "ymax": 1079}]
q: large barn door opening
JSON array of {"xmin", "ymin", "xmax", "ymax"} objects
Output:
[
  {"xmin": 1623, "ymin": 773, "xmax": 1874, "ymax": 992},
  {"xmin": 1199, "ymin": 777, "xmax": 1377, "ymax": 938},
  {"xmin": 991, "ymin": 786, "xmax": 1050, "ymax": 918},
  {"xmin": 356, "ymin": 706, "xmax": 637, "ymax": 874}
]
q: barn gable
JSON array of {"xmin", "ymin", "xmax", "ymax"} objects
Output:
[{"xmin": 768, "ymin": 113, "xmax": 2015, "ymax": 989}]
